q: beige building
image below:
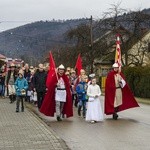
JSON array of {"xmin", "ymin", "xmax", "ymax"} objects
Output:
[{"xmin": 123, "ymin": 30, "xmax": 150, "ymax": 66}]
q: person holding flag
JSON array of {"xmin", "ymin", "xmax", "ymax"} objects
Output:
[
  {"xmin": 40, "ymin": 52, "xmax": 73, "ymax": 121},
  {"xmin": 104, "ymin": 35, "xmax": 139, "ymax": 120}
]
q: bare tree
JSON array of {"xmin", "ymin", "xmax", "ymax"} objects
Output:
[
  {"xmin": 127, "ymin": 37, "xmax": 150, "ymax": 66},
  {"xmin": 98, "ymin": 3, "xmax": 150, "ymax": 66},
  {"xmin": 63, "ymin": 3, "xmax": 150, "ymax": 71}
]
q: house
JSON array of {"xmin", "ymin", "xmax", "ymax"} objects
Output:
[
  {"xmin": 92, "ymin": 26, "xmax": 130, "ymax": 90},
  {"xmin": 123, "ymin": 30, "xmax": 150, "ymax": 66}
]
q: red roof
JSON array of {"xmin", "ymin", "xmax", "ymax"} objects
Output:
[{"xmin": 0, "ymin": 54, "xmax": 6, "ymax": 59}]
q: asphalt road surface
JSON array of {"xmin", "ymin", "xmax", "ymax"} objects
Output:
[{"xmin": 39, "ymin": 96, "xmax": 150, "ymax": 150}]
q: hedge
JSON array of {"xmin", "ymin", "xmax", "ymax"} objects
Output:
[{"xmin": 123, "ymin": 66, "xmax": 150, "ymax": 98}]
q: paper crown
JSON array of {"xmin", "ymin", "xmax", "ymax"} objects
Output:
[
  {"xmin": 89, "ymin": 73, "xmax": 95, "ymax": 78},
  {"xmin": 112, "ymin": 63, "xmax": 119, "ymax": 68},
  {"xmin": 58, "ymin": 64, "xmax": 65, "ymax": 69}
]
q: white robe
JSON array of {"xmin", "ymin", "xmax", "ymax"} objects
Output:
[
  {"xmin": 55, "ymin": 77, "xmax": 66, "ymax": 102},
  {"xmin": 86, "ymin": 84, "xmax": 104, "ymax": 122}
]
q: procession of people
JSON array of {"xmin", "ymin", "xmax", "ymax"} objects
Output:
[{"xmin": 0, "ymin": 51, "xmax": 139, "ymax": 124}]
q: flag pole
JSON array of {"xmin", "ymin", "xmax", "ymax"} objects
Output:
[{"xmin": 115, "ymin": 34, "xmax": 121, "ymax": 73}]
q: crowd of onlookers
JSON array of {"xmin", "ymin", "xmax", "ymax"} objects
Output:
[{"xmin": 0, "ymin": 62, "xmax": 49, "ymax": 111}]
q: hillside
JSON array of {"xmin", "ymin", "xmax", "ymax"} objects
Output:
[{"xmin": 0, "ymin": 19, "xmax": 88, "ymax": 65}]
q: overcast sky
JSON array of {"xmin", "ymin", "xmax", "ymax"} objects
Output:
[{"xmin": 0, "ymin": 0, "xmax": 149, "ymax": 32}]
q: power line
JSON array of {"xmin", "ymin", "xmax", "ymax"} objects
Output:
[{"xmin": 0, "ymin": 21, "xmax": 32, "ymax": 23}]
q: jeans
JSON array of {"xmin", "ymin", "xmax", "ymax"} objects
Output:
[
  {"xmin": 0, "ymin": 84, "xmax": 5, "ymax": 96},
  {"xmin": 16, "ymin": 96, "xmax": 24, "ymax": 111},
  {"xmin": 78, "ymin": 100, "xmax": 86, "ymax": 117}
]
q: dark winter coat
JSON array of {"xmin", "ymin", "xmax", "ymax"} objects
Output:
[
  {"xmin": 34, "ymin": 70, "xmax": 47, "ymax": 93},
  {"xmin": 24, "ymin": 69, "xmax": 31, "ymax": 83}
]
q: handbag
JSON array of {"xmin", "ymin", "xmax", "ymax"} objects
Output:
[
  {"xmin": 21, "ymin": 89, "xmax": 26, "ymax": 96},
  {"xmin": 88, "ymin": 97, "xmax": 95, "ymax": 102}
]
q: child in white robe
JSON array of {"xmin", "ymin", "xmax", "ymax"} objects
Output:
[{"xmin": 86, "ymin": 78, "xmax": 104, "ymax": 123}]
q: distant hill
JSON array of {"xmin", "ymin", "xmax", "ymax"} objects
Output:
[
  {"xmin": 0, "ymin": 8, "xmax": 150, "ymax": 65},
  {"xmin": 143, "ymin": 8, "xmax": 150, "ymax": 14},
  {"xmin": 0, "ymin": 19, "xmax": 88, "ymax": 65}
]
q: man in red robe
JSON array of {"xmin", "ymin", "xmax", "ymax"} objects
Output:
[
  {"xmin": 40, "ymin": 64, "xmax": 73, "ymax": 121},
  {"xmin": 105, "ymin": 63, "xmax": 139, "ymax": 120}
]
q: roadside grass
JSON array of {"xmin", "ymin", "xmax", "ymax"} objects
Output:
[{"xmin": 135, "ymin": 97, "xmax": 150, "ymax": 105}]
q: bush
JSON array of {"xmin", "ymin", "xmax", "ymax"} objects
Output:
[{"xmin": 123, "ymin": 66, "xmax": 150, "ymax": 98}]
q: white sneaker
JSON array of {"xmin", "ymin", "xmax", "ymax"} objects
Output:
[{"xmin": 90, "ymin": 121, "xmax": 95, "ymax": 123}]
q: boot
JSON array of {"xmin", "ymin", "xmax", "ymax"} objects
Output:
[
  {"xmin": 13, "ymin": 95, "xmax": 16, "ymax": 102},
  {"xmin": 9, "ymin": 95, "xmax": 13, "ymax": 103},
  {"xmin": 16, "ymin": 108, "xmax": 19, "ymax": 112},
  {"xmin": 112, "ymin": 107, "xmax": 119, "ymax": 120},
  {"xmin": 57, "ymin": 116, "xmax": 62, "ymax": 121},
  {"xmin": 113, "ymin": 113, "xmax": 118, "ymax": 120},
  {"xmin": 78, "ymin": 105, "xmax": 82, "ymax": 117}
]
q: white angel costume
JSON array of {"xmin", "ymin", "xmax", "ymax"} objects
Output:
[{"xmin": 86, "ymin": 84, "xmax": 104, "ymax": 122}]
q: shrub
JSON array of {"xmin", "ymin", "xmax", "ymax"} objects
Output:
[{"xmin": 123, "ymin": 66, "xmax": 150, "ymax": 98}]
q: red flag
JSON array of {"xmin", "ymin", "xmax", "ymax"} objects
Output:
[
  {"xmin": 75, "ymin": 54, "xmax": 82, "ymax": 76},
  {"xmin": 46, "ymin": 51, "xmax": 56, "ymax": 87},
  {"xmin": 115, "ymin": 35, "xmax": 121, "ymax": 71}
]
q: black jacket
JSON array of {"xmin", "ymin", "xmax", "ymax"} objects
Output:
[
  {"xmin": 34, "ymin": 70, "xmax": 47, "ymax": 92},
  {"xmin": 24, "ymin": 69, "xmax": 31, "ymax": 83},
  {"xmin": 6, "ymin": 70, "xmax": 18, "ymax": 85}
]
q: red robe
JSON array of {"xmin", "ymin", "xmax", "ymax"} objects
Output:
[
  {"xmin": 105, "ymin": 70, "xmax": 139, "ymax": 115},
  {"xmin": 40, "ymin": 73, "xmax": 73, "ymax": 118}
]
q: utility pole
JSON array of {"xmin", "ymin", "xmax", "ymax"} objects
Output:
[
  {"xmin": 90, "ymin": 15, "xmax": 93, "ymax": 52},
  {"xmin": 90, "ymin": 15, "xmax": 93, "ymax": 73}
]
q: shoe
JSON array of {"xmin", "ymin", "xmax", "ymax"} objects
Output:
[
  {"xmin": 57, "ymin": 116, "xmax": 62, "ymax": 121},
  {"xmin": 90, "ymin": 121, "xmax": 95, "ymax": 123},
  {"xmin": 21, "ymin": 109, "xmax": 24, "ymax": 112},
  {"xmin": 113, "ymin": 113, "xmax": 118, "ymax": 120},
  {"xmin": 16, "ymin": 110, "xmax": 19, "ymax": 113},
  {"xmin": 78, "ymin": 111, "xmax": 81, "ymax": 117}
]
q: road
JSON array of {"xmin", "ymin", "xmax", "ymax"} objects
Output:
[{"xmin": 38, "ymin": 96, "xmax": 150, "ymax": 150}]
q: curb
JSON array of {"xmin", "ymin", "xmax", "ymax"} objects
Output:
[{"xmin": 25, "ymin": 102, "xmax": 70, "ymax": 150}]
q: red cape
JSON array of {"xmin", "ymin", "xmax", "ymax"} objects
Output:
[
  {"xmin": 40, "ymin": 73, "xmax": 73, "ymax": 118},
  {"xmin": 104, "ymin": 70, "xmax": 139, "ymax": 115}
]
